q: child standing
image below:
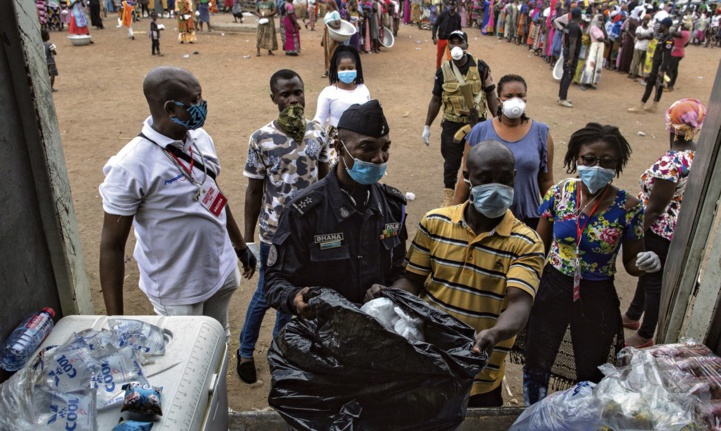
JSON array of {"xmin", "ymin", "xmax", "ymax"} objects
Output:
[
  {"xmin": 150, "ymin": 11, "xmax": 164, "ymax": 54},
  {"xmin": 41, "ymin": 30, "xmax": 58, "ymax": 92}
]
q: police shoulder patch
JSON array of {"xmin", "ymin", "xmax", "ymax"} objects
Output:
[
  {"xmin": 291, "ymin": 192, "xmax": 323, "ymax": 216},
  {"xmin": 381, "ymin": 184, "xmax": 407, "ymax": 204},
  {"xmin": 267, "ymin": 244, "xmax": 278, "ymax": 266}
]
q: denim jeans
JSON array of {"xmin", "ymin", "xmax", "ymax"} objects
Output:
[
  {"xmin": 238, "ymin": 242, "xmax": 292, "ymax": 358},
  {"xmin": 106, "ymin": 0, "xmax": 116, "ymax": 12}
]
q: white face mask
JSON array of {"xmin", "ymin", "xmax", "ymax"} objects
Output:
[
  {"xmin": 501, "ymin": 97, "xmax": 526, "ymax": 119},
  {"xmin": 450, "ymin": 46, "xmax": 465, "ymax": 61}
]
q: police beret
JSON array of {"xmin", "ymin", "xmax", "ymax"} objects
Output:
[{"xmin": 337, "ymin": 100, "xmax": 390, "ymax": 138}]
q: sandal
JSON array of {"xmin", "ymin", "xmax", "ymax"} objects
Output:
[
  {"xmin": 321, "ymin": 72, "xmax": 328, "ymax": 78},
  {"xmin": 237, "ymin": 354, "xmax": 258, "ymax": 384}
]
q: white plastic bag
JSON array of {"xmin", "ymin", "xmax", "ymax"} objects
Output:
[
  {"xmin": 361, "ymin": 298, "xmax": 424, "ymax": 342},
  {"xmin": 508, "ymin": 382, "xmax": 601, "ymax": 431}
]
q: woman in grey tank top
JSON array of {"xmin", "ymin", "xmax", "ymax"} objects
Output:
[{"xmin": 452, "ymin": 74, "xmax": 555, "ymax": 229}]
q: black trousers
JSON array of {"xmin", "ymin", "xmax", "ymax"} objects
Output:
[
  {"xmin": 440, "ymin": 119, "xmax": 468, "ymax": 189},
  {"xmin": 152, "ymin": 39, "xmax": 160, "ymax": 54},
  {"xmin": 667, "ymin": 55, "xmax": 682, "ymax": 88},
  {"xmin": 524, "ymin": 266, "xmax": 622, "ymax": 404},
  {"xmin": 467, "ymin": 385, "xmax": 503, "ymax": 407},
  {"xmin": 641, "ymin": 56, "xmax": 664, "ymax": 103},
  {"xmin": 558, "ymin": 48, "xmax": 579, "ymax": 101},
  {"xmin": 625, "ymin": 231, "xmax": 670, "ymax": 339}
]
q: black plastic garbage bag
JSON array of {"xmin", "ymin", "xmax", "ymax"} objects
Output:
[{"xmin": 267, "ymin": 287, "xmax": 488, "ymax": 431}]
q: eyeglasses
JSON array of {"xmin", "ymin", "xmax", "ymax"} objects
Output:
[{"xmin": 577, "ymin": 155, "xmax": 618, "ymax": 169}]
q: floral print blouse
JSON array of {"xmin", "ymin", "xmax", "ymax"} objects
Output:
[
  {"xmin": 639, "ymin": 149, "xmax": 694, "ymax": 241},
  {"xmin": 539, "ymin": 180, "xmax": 645, "ymax": 281}
]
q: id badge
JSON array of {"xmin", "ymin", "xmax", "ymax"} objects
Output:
[
  {"xmin": 573, "ymin": 255, "xmax": 581, "ymax": 302},
  {"xmin": 195, "ymin": 177, "xmax": 227, "ymax": 217}
]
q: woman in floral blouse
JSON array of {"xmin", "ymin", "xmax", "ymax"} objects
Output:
[
  {"xmin": 522, "ymin": 123, "xmax": 662, "ymax": 405},
  {"xmin": 623, "ymin": 98, "xmax": 707, "ymax": 348}
]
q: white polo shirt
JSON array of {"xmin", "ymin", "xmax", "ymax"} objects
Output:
[{"xmin": 99, "ymin": 117, "xmax": 237, "ymax": 306}]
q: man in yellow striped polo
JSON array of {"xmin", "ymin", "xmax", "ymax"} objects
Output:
[{"xmin": 379, "ymin": 140, "xmax": 545, "ymax": 407}]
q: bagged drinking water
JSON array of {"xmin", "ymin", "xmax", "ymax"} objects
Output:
[
  {"xmin": 91, "ymin": 346, "xmax": 149, "ymax": 410},
  {"xmin": 108, "ymin": 318, "xmax": 166, "ymax": 356},
  {"xmin": 33, "ymin": 387, "xmax": 97, "ymax": 431}
]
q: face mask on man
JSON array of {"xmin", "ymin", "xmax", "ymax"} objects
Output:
[
  {"xmin": 170, "ymin": 100, "xmax": 208, "ymax": 130},
  {"xmin": 577, "ymin": 165, "xmax": 615, "ymax": 194},
  {"xmin": 277, "ymin": 104, "xmax": 307, "ymax": 143},
  {"xmin": 339, "ymin": 139, "xmax": 387, "ymax": 185},
  {"xmin": 337, "ymin": 70, "xmax": 358, "ymax": 84},
  {"xmin": 450, "ymin": 46, "xmax": 465, "ymax": 61},
  {"xmin": 501, "ymin": 97, "xmax": 526, "ymax": 119},
  {"xmin": 469, "ymin": 183, "xmax": 514, "ymax": 218}
]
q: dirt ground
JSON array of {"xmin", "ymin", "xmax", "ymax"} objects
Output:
[{"xmin": 49, "ymin": 10, "xmax": 720, "ymax": 412}]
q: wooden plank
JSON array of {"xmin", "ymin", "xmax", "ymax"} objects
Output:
[
  {"xmin": 657, "ymin": 59, "xmax": 721, "ymax": 344},
  {"xmin": 684, "ymin": 201, "xmax": 721, "ymax": 341},
  {"xmin": 6, "ymin": 0, "xmax": 93, "ymax": 316}
]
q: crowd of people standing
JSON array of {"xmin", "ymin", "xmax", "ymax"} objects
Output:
[{"xmin": 35, "ymin": 0, "xmax": 716, "ymax": 414}]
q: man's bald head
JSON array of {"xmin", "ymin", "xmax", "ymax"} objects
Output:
[
  {"xmin": 143, "ymin": 66, "xmax": 201, "ymax": 107},
  {"xmin": 467, "ymin": 140, "xmax": 515, "ymax": 171},
  {"xmin": 465, "ymin": 140, "xmax": 515, "ymax": 188}
]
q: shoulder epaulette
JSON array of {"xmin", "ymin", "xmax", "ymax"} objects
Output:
[
  {"xmin": 291, "ymin": 191, "xmax": 323, "ymax": 215},
  {"xmin": 381, "ymin": 184, "xmax": 407, "ymax": 205}
]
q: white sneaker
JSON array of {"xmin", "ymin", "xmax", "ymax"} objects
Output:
[{"xmin": 559, "ymin": 100, "xmax": 573, "ymax": 108}]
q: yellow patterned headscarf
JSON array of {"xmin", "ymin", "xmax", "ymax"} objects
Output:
[{"xmin": 665, "ymin": 98, "xmax": 707, "ymax": 141}]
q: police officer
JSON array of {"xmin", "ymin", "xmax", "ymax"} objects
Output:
[
  {"xmin": 421, "ymin": 30, "xmax": 498, "ymax": 208},
  {"xmin": 264, "ymin": 100, "xmax": 407, "ymax": 316}
]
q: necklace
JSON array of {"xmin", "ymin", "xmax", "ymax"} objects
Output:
[{"xmin": 576, "ymin": 184, "xmax": 608, "ymax": 216}]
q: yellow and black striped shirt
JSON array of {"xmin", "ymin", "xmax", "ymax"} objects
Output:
[{"xmin": 405, "ymin": 203, "xmax": 545, "ymax": 395}]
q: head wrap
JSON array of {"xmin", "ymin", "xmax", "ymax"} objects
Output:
[
  {"xmin": 665, "ymin": 98, "xmax": 707, "ymax": 140},
  {"xmin": 337, "ymin": 100, "xmax": 390, "ymax": 137}
]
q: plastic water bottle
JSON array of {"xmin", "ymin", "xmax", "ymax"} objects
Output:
[{"xmin": 0, "ymin": 307, "xmax": 55, "ymax": 372}]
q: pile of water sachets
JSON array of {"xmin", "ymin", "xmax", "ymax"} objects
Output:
[
  {"xmin": 616, "ymin": 340, "xmax": 721, "ymax": 430},
  {"xmin": 0, "ymin": 318, "xmax": 166, "ymax": 431},
  {"xmin": 510, "ymin": 339, "xmax": 721, "ymax": 430}
]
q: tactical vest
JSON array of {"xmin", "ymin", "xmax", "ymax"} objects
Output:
[{"xmin": 440, "ymin": 60, "xmax": 485, "ymax": 124}]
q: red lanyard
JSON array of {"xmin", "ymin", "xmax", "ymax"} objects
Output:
[
  {"xmin": 168, "ymin": 145, "xmax": 195, "ymax": 179},
  {"xmin": 575, "ymin": 185, "xmax": 608, "ymax": 248}
]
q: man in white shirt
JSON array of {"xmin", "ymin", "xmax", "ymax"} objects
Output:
[{"xmin": 99, "ymin": 66, "xmax": 256, "ymax": 342}]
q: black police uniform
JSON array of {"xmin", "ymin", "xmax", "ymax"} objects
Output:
[{"xmin": 264, "ymin": 168, "xmax": 408, "ymax": 315}]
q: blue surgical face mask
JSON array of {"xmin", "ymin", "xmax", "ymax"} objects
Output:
[
  {"xmin": 469, "ymin": 183, "xmax": 514, "ymax": 218},
  {"xmin": 170, "ymin": 100, "xmax": 208, "ymax": 130},
  {"xmin": 337, "ymin": 70, "xmax": 357, "ymax": 84},
  {"xmin": 340, "ymin": 140, "xmax": 387, "ymax": 185},
  {"xmin": 577, "ymin": 165, "xmax": 615, "ymax": 194}
]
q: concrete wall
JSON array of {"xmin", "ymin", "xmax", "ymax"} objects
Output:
[
  {"xmin": 1, "ymin": 0, "xmax": 93, "ymax": 380},
  {"xmin": 228, "ymin": 408, "xmax": 525, "ymax": 431}
]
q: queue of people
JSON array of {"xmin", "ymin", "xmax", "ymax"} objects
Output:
[
  {"xmin": 95, "ymin": 55, "xmax": 708, "ymax": 413},
  {"xmin": 51, "ymin": 0, "xmax": 707, "ymax": 416}
]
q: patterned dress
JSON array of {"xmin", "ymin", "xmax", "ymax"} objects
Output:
[
  {"xmin": 176, "ymin": 0, "xmax": 197, "ymax": 42},
  {"xmin": 37, "ymin": 0, "xmax": 48, "ymax": 27},
  {"xmin": 280, "ymin": 2, "xmax": 301, "ymax": 54},
  {"xmin": 639, "ymin": 149, "xmax": 694, "ymax": 241},
  {"xmin": 256, "ymin": 0, "xmax": 279, "ymax": 51}
]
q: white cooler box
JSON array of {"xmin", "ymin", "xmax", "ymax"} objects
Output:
[{"xmin": 35, "ymin": 315, "xmax": 229, "ymax": 431}]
